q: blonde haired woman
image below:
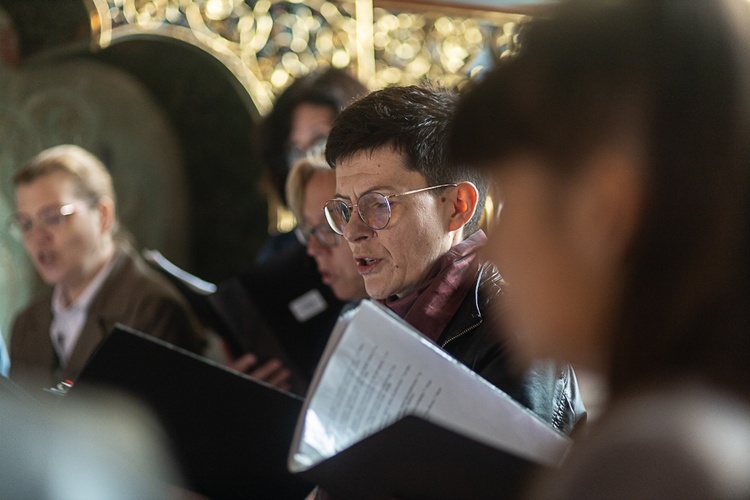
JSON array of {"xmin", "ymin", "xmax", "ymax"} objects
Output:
[
  {"xmin": 286, "ymin": 156, "xmax": 367, "ymax": 303},
  {"xmin": 9, "ymin": 144, "xmax": 205, "ymax": 393}
]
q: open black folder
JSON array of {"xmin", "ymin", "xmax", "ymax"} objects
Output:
[
  {"xmin": 64, "ymin": 324, "xmax": 314, "ymax": 499},
  {"xmin": 298, "ymin": 415, "xmax": 535, "ymax": 500},
  {"xmin": 288, "ymin": 300, "xmax": 571, "ymax": 500}
]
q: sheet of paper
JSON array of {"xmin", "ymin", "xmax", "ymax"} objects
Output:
[{"xmin": 289, "ymin": 300, "xmax": 570, "ymax": 472}]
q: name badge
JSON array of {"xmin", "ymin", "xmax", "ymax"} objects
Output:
[{"xmin": 289, "ymin": 289, "xmax": 327, "ymax": 322}]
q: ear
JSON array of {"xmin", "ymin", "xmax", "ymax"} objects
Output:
[
  {"xmin": 447, "ymin": 181, "xmax": 479, "ymax": 232},
  {"xmin": 570, "ymin": 148, "xmax": 643, "ymax": 270},
  {"xmin": 97, "ymin": 196, "xmax": 116, "ymax": 235}
]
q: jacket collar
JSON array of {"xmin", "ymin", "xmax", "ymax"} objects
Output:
[{"xmin": 438, "ymin": 262, "xmax": 503, "ymax": 348}]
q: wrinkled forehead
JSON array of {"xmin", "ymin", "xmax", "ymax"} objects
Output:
[{"xmin": 333, "ymin": 147, "xmax": 424, "ymax": 199}]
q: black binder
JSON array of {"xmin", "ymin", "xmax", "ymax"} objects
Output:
[
  {"xmin": 64, "ymin": 324, "xmax": 314, "ymax": 500},
  {"xmin": 297, "ymin": 415, "xmax": 536, "ymax": 500},
  {"xmin": 215, "ymin": 243, "xmax": 346, "ymax": 381},
  {"xmin": 144, "ymin": 246, "xmax": 345, "ymax": 386}
]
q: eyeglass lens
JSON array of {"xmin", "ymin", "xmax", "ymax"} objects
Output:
[
  {"xmin": 6, "ymin": 200, "xmax": 94, "ymax": 241},
  {"xmin": 11, "ymin": 204, "xmax": 73, "ymax": 233},
  {"xmin": 295, "ymin": 223, "xmax": 340, "ymax": 247},
  {"xmin": 324, "ymin": 192, "xmax": 392, "ymax": 236}
]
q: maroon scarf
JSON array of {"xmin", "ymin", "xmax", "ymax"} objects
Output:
[{"xmin": 381, "ymin": 230, "xmax": 487, "ymax": 343}]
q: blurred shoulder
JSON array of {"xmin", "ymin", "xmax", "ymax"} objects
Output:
[
  {"xmin": 534, "ymin": 381, "xmax": 750, "ymax": 499},
  {"xmin": 108, "ymin": 244, "xmax": 185, "ymax": 303}
]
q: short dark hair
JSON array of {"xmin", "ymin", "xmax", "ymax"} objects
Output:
[
  {"xmin": 326, "ymin": 85, "xmax": 488, "ymax": 236},
  {"xmin": 450, "ymin": 0, "xmax": 750, "ymax": 400},
  {"xmin": 256, "ymin": 68, "xmax": 367, "ymax": 204}
]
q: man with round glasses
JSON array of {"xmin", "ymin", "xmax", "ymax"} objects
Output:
[
  {"xmin": 323, "ymin": 86, "xmax": 586, "ymax": 440},
  {"xmin": 8, "ymin": 144, "xmax": 205, "ymax": 393}
]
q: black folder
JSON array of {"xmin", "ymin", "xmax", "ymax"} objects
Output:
[
  {"xmin": 64, "ymin": 324, "xmax": 314, "ymax": 500},
  {"xmin": 217, "ymin": 243, "xmax": 346, "ymax": 381},
  {"xmin": 297, "ymin": 415, "xmax": 536, "ymax": 500},
  {"xmin": 144, "ymin": 246, "xmax": 345, "ymax": 386}
]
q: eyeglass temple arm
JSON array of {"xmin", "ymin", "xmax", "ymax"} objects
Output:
[{"xmin": 387, "ymin": 183, "xmax": 458, "ymax": 200}]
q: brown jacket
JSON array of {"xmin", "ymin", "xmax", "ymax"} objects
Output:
[{"xmin": 10, "ymin": 244, "xmax": 206, "ymax": 392}]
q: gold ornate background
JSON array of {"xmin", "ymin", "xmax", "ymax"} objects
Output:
[{"xmin": 87, "ymin": 0, "xmax": 524, "ymax": 114}]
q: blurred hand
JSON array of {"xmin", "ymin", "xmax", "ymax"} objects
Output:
[{"xmin": 221, "ymin": 341, "xmax": 292, "ymax": 391}]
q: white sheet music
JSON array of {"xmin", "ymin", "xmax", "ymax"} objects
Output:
[{"xmin": 288, "ymin": 300, "xmax": 571, "ymax": 472}]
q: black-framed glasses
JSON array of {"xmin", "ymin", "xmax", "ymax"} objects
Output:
[
  {"xmin": 324, "ymin": 183, "xmax": 457, "ymax": 235},
  {"xmin": 6, "ymin": 199, "xmax": 96, "ymax": 240},
  {"xmin": 294, "ymin": 222, "xmax": 341, "ymax": 247}
]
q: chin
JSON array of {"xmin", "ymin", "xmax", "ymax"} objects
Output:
[
  {"xmin": 364, "ymin": 288, "xmax": 388, "ymax": 301},
  {"xmin": 37, "ymin": 272, "xmax": 60, "ymax": 286},
  {"xmin": 364, "ymin": 277, "xmax": 398, "ymax": 300}
]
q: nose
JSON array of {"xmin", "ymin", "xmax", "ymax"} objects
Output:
[
  {"xmin": 22, "ymin": 226, "xmax": 52, "ymax": 253},
  {"xmin": 26, "ymin": 221, "xmax": 53, "ymax": 242},
  {"xmin": 342, "ymin": 210, "xmax": 373, "ymax": 243},
  {"xmin": 306, "ymin": 235, "xmax": 328, "ymax": 256}
]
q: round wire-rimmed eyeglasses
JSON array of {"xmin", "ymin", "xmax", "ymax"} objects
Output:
[{"xmin": 324, "ymin": 184, "xmax": 457, "ymax": 235}]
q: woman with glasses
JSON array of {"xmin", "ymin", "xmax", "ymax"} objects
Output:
[
  {"xmin": 450, "ymin": 0, "xmax": 750, "ymax": 496},
  {"xmin": 216, "ymin": 155, "xmax": 369, "ymax": 395},
  {"xmin": 211, "ymin": 70, "xmax": 368, "ymax": 388},
  {"xmin": 210, "ymin": 154, "xmax": 368, "ymax": 393},
  {"xmin": 286, "ymin": 156, "xmax": 367, "ymax": 303},
  {"xmin": 8, "ymin": 144, "xmax": 206, "ymax": 394}
]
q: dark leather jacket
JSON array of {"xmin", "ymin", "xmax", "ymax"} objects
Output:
[{"xmin": 439, "ymin": 262, "xmax": 587, "ymax": 435}]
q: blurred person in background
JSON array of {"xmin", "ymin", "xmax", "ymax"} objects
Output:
[
  {"xmin": 215, "ymin": 68, "xmax": 368, "ymax": 387},
  {"xmin": 450, "ymin": 0, "xmax": 750, "ymax": 497},
  {"xmin": 254, "ymin": 67, "xmax": 368, "ymax": 262},
  {"xmin": 8, "ymin": 145, "xmax": 206, "ymax": 394},
  {"xmin": 285, "ymin": 155, "xmax": 368, "ymax": 303},
  {"xmin": 214, "ymin": 155, "xmax": 370, "ymax": 392}
]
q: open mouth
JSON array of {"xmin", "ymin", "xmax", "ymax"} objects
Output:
[
  {"xmin": 355, "ymin": 257, "xmax": 380, "ymax": 276},
  {"xmin": 37, "ymin": 251, "xmax": 55, "ymax": 267}
]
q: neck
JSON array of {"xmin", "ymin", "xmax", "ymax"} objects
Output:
[{"xmin": 60, "ymin": 239, "xmax": 116, "ymax": 307}]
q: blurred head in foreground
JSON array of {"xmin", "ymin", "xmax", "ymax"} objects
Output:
[
  {"xmin": 0, "ymin": 387, "xmax": 181, "ymax": 499},
  {"xmin": 450, "ymin": 0, "xmax": 750, "ymax": 398}
]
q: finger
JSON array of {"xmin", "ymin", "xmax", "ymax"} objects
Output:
[
  {"xmin": 249, "ymin": 358, "xmax": 284, "ymax": 380},
  {"xmin": 265, "ymin": 366, "xmax": 293, "ymax": 390},
  {"xmin": 219, "ymin": 339, "xmax": 234, "ymax": 363},
  {"xmin": 229, "ymin": 353, "xmax": 258, "ymax": 373}
]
